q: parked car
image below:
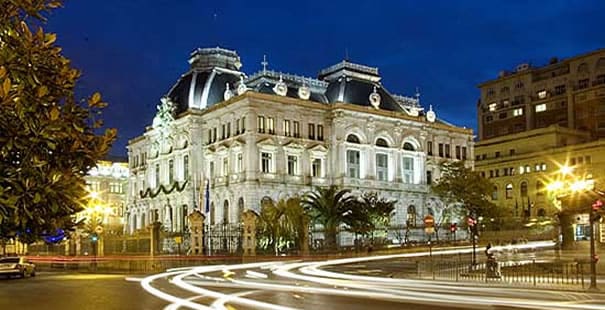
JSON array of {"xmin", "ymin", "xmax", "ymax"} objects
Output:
[{"xmin": 0, "ymin": 257, "xmax": 36, "ymax": 278}]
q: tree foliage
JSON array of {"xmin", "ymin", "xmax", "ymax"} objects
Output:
[
  {"xmin": 302, "ymin": 186, "xmax": 353, "ymax": 250},
  {"xmin": 344, "ymin": 192, "xmax": 395, "ymax": 237},
  {"xmin": 0, "ymin": 0, "xmax": 116, "ymax": 242},
  {"xmin": 431, "ymin": 161, "xmax": 497, "ymax": 219},
  {"xmin": 257, "ymin": 197, "xmax": 309, "ymax": 254}
]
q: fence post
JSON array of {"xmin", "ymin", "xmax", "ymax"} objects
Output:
[{"xmin": 532, "ymin": 259, "xmax": 536, "ymax": 286}]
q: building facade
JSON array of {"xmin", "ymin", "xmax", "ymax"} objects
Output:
[
  {"xmin": 84, "ymin": 156, "xmax": 129, "ymax": 234},
  {"xmin": 477, "ymin": 48, "xmax": 605, "ymax": 141},
  {"xmin": 126, "ymin": 47, "xmax": 473, "ymax": 252}
]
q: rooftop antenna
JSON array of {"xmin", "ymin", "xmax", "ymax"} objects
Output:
[{"xmin": 261, "ymin": 55, "xmax": 268, "ymax": 74}]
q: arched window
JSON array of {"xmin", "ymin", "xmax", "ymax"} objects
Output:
[
  {"xmin": 238, "ymin": 197, "xmax": 245, "ymax": 223},
  {"xmin": 403, "ymin": 142, "xmax": 415, "ymax": 151},
  {"xmin": 537, "ymin": 208, "xmax": 546, "ymax": 217},
  {"xmin": 210, "ymin": 202, "xmax": 215, "ymax": 225},
  {"xmin": 346, "ymin": 134, "xmax": 360, "ymax": 144},
  {"xmin": 536, "ymin": 181, "xmax": 544, "ymax": 196},
  {"xmin": 520, "ymin": 182, "xmax": 528, "ymax": 197},
  {"xmin": 407, "ymin": 205, "xmax": 417, "ymax": 227},
  {"xmin": 223, "ymin": 200, "xmax": 229, "ymax": 224},
  {"xmin": 492, "ymin": 186, "xmax": 498, "ymax": 200},
  {"xmin": 376, "ymin": 138, "xmax": 389, "ymax": 147},
  {"xmin": 505, "ymin": 184, "xmax": 513, "ymax": 199}
]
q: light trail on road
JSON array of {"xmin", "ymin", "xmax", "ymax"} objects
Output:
[{"xmin": 137, "ymin": 241, "xmax": 605, "ymax": 309}]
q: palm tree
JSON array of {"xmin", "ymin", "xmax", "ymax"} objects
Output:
[
  {"xmin": 302, "ymin": 186, "xmax": 352, "ymax": 251},
  {"xmin": 257, "ymin": 197, "xmax": 310, "ymax": 255}
]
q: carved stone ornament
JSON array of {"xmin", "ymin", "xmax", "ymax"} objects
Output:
[
  {"xmin": 152, "ymin": 97, "xmax": 176, "ymax": 138},
  {"xmin": 369, "ymin": 86, "xmax": 381, "ymax": 109},
  {"xmin": 224, "ymin": 83, "xmax": 234, "ymax": 101},
  {"xmin": 273, "ymin": 75, "xmax": 288, "ymax": 96},
  {"xmin": 236, "ymin": 75, "xmax": 248, "ymax": 95},
  {"xmin": 298, "ymin": 83, "xmax": 311, "ymax": 100},
  {"xmin": 426, "ymin": 105, "xmax": 436, "ymax": 123}
]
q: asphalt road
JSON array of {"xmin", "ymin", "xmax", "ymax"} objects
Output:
[
  {"xmin": 0, "ymin": 272, "xmax": 165, "ymax": 310},
  {"xmin": 2, "ymin": 242, "xmax": 605, "ymax": 310}
]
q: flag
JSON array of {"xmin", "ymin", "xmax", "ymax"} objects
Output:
[{"xmin": 204, "ymin": 179, "xmax": 210, "ymax": 214}]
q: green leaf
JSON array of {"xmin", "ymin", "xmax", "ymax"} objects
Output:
[
  {"xmin": 2, "ymin": 78, "xmax": 10, "ymax": 95},
  {"xmin": 49, "ymin": 106, "xmax": 59, "ymax": 120}
]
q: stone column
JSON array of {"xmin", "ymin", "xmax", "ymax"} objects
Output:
[
  {"xmin": 187, "ymin": 210, "xmax": 205, "ymax": 255},
  {"xmin": 242, "ymin": 210, "xmax": 258, "ymax": 256}
]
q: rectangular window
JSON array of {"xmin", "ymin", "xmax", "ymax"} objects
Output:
[
  {"xmin": 495, "ymin": 151, "xmax": 500, "ymax": 158},
  {"xmin": 455, "ymin": 146, "xmax": 461, "ymax": 160},
  {"xmin": 223, "ymin": 157, "xmax": 229, "ymax": 176},
  {"xmin": 312, "ymin": 158, "xmax": 322, "ymax": 177},
  {"xmin": 293, "ymin": 121, "xmax": 300, "ymax": 138},
  {"xmin": 235, "ymin": 118, "xmax": 240, "ymax": 135},
  {"xmin": 213, "ymin": 128, "xmax": 217, "ymax": 142},
  {"xmin": 427, "ymin": 141, "xmax": 433, "ymax": 156},
  {"xmin": 257, "ymin": 116, "xmax": 265, "ymax": 133},
  {"xmin": 236, "ymin": 153, "xmax": 243, "ymax": 173},
  {"xmin": 376, "ymin": 153, "xmax": 388, "ymax": 181},
  {"xmin": 438, "ymin": 143, "xmax": 444, "ymax": 157},
  {"xmin": 284, "ymin": 120, "xmax": 291, "ymax": 136},
  {"xmin": 226, "ymin": 122, "xmax": 231, "ymax": 138},
  {"xmin": 535, "ymin": 104, "xmax": 546, "ymax": 112},
  {"xmin": 209, "ymin": 161, "xmax": 215, "ymax": 178},
  {"xmin": 183, "ymin": 155, "xmax": 189, "ymax": 180},
  {"xmin": 462, "ymin": 146, "xmax": 467, "ymax": 160},
  {"xmin": 537, "ymin": 90, "xmax": 547, "ymax": 99},
  {"xmin": 287, "ymin": 155, "xmax": 298, "ymax": 176},
  {"xmin": 241, "ymin": 117, "xmax": 246, "ymax": 132},
  {"xmin": 402, "ymin": 157, "xmax": 414, "ymax": 184},
  {"xmin": 308, "ymin": 123, "xmax": 315, "ymax": 140},
  {"xmin": 488, "ymin": 102, "xmax": 497, "ymax": 111},
  {"xmin": 513, "ymin": 108, "xmax": 523, "ymax": 116},
  {"xmin": 317, "ymin": 125, "xmax": 324, "ymax": 141},
  {"xmin": 585, "ymin": 156, "xmax": 592, "ymax": 164},
  {"xmin": 346, "ymin": 150, "xmax": 360, "ymax": 178},
  {"xmin": 168, "ymin": 159, "xmax": 174, "ymax": 185},
  {"xmin": 445, "ymin": 144, "xmax": 451, "ymax": 158},
  {"xmin": 221, "ymin": 124, "xmax": 226, "ymax": 140},
  {"xmin": 578, "ymin": 78, "xmax": 589, "ymax": 89},
  {"xmin": 261, "ymin": 152, "xmax": 272, "ymax": 173},
  {"xmin": 426, "ymin": 171, "xmax": 432, "ymax": 185},
  {"xmin": 267, "ymin": 117, "xmax": 275, "ymax": 134},
  {"xmin": 554, "ymin": 84, "xmax": 566, "ymax": 95},
  {"xmin": 207, "ymin": 129, "xmax": 212, "ymax": 144}
]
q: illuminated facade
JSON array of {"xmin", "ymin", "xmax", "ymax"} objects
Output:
[
  {"xmin": 84, "ymin": 156, "xmax": 129, "ymax": 234},
  {"xmin": 126, "ymin": 47, "xmax": 473, "ymax": 251}
]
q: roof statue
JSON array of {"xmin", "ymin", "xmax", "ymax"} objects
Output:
[
  {"xmin": 152, "ymin": 96, "xmax": 176, "ymax": 138},
  {"xmin": 426, "ymin": 104, "xmax": 436, "ymax": 123},
  {"xmin": 224, "ymin": 82, "xmax": 234, "ymax": 101},
  {"xmin": 298, "ymin": 80, "xmax": 311, "ymax": 100},
  {"xmin": 273, "ymin": 75, "xmax": 288, "ymax": 96},
  {"xmin": 237, "ymin": 75, "xmax": 248, "ymax": 95},
  {"xmin": 369, "ymin": 86, "xmax": 381, "ymax": 109}
]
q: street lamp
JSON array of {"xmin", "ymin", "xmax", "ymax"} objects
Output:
[{"xmin": 545, "ymin": 164, "xmax": 600, "ymax": 290}]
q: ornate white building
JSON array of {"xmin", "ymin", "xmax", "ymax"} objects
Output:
[{"xmin": 126, "ymin": 47, "xmax": 473, "ymax": 251}]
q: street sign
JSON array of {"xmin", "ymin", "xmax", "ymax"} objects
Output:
[
  {"xmin": 424, "ymin": 226, "xmax": 435, "ymax": 234},
  {"xmin": 424, "ymin": 215, "xmax": 435, "ymax": 227},
  {"xmin": 95, "ymin": 225, "xmax": 104, "ymax": 234}
]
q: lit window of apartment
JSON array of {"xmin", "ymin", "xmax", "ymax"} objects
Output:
[
  {"xmin": 525, "ymin": 165, "xmax": 531, "ymax": 173},
  {"xmin": 537, "ymin": 90, "xmax": 547, "ymax": 99},
  {"xmin": 519, "ymin": 166, "xmax": 525, "ymax": 174},
  {"xmin": 488, "ymin": 102, "xmax": 497, "ymax": 111},
  {"xmin": 535, "ymin": 104, "xmax": 546, "ymax": 112},
  {"xmin": 513, "ymin": 108, "xmax": 523, "ymax": 116}
]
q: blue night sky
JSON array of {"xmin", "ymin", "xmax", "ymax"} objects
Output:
[{"xmin": 45, "ymin": 0, "xmax": 604, "ymax": 156}]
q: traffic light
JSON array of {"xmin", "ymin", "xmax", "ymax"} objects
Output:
[{"xmin": 450, "ymin": 223, "xmax": 457, "ymax": 233}]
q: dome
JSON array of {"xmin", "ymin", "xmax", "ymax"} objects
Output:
[{"xmin": 166, "ymin": 47, "xmax": 243, "ymax": 114}]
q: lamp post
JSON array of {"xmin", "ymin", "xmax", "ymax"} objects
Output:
[{"xmin": 546, "ymin": 165, "xmax": 600, "ymax": 291}]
